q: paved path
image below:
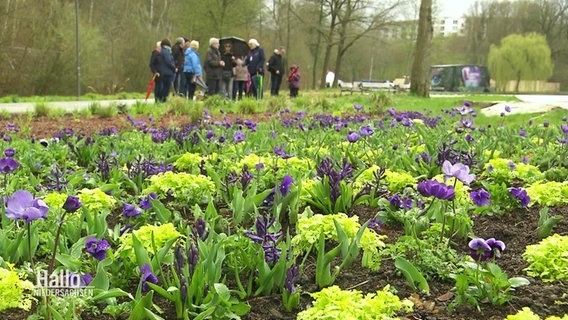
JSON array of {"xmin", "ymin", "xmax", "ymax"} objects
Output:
[
  {"xmin": 479, "ymin": 95, "xmax": 568, "ymax": 116},
  {"xmin": 0, "ymin": 99, "xmax": 144, "ymax": 114}
]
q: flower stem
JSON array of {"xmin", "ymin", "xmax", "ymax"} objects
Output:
[
  {"xmin": 27, "ymin": 222, "xmax": 34, "ymax": 269},
  {"xmin": 48, "ymin": 212, "xmax": 67, "ymax": 276}
]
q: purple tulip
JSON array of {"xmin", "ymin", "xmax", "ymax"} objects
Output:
[
  {"xmin": 62, "ymin": 196, "xmax": 82, "ymax": 213},
  {"xmin": 417, "ymin": 180, "xmax": 455, "ymax": 200},
  {"xmin": 346, "ymin": 132, "xmax": 359, "ymax": 143},
  {"xmin": 359, "ymin": 126, "xmax": 374, "ymax": 137},
  {"xmin": 5, "ymin": 190, "xmax": 49, "ymax": 223}
]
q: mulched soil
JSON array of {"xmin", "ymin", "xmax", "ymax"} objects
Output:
[{"xmin": 1, "ymin": 112, "xmax": 567, "ymax": 319}]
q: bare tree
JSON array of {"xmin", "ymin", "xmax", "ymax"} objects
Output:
[{"xmin": 410, "ymin": 0, "xmax": 432, "ymax": 97}]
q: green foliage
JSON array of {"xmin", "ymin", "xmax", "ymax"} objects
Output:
[
  {"xmin": 236, "ymin": 97, "xmax": 257, "ymax": 114},
  {"xmin": 526, "ymin": 181, "xmax": 568, "ymax": 206},
  {"xmin": 523, "ymin": 234, "xmax": 568, "ymax": 282},
  {"xmin": 34, "ymin": 102, "xmax": 51, "ymax": 117},
  {"xmin": 543, "ymin": 167, "xmax": 568, "ymax": 182},
  {"xmin": 77, "ymin": 188, "xmax": 118, "ymax": 211},
  {"xmin": 117, "ymin": 223, "xmax": 181, "ymax": 259},
  {"xmin": 488, "ymin": 33, "xmax": 553, "ymax": 92},
  {"xmin": 449, "ymin": 260, "xmax": 530, "ymax": 311},
  {"xmin": 143, "ymin": 172, "xmax": 216, "ymax": 205},
  {"xmin": 291, "ymin": 212, "xmax": 386, "ymax": 271},
  {"xmin": 537, "ymin": 207, "xmax": 564, "ymax": 239},
  {"xmin": 0, "ymin": 265, "xmax": 35, "ymax": 311},
  {"xmin": 296, "ymin": 285, "xmax": 413, "ymax": 320},
  {"xmin": 94, "ymin": 105, "xmax": 118, "ymax": 118},
  {"xmin": 394, "ymin": 257, "xmax": 430, "ymax": 295}
]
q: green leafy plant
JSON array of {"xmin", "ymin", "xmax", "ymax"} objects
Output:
[
  {"xmin": 505, "ymin": 306, "xmax": 568, "ymax": 320},
  {"xmin": 0, "ymin": 264, "xmax": 35, "ymax": 311},
  {"xmin": 143, "ymin": 172, "xmax": 216, "ymax": 206},
  {"xmin": 523, "ymin": 234, "xmax": 568, "ymax": 282},
  {"xmin": 526, "ymin": 181, "xmax": 568, "ymax": 207},
  {"xmin": 297, "ymin": 285, "xmax": 413, "ymax": 320},
  {"xmin": 537, "ymin": 207, "xmax": 564, "ymax": 239}
]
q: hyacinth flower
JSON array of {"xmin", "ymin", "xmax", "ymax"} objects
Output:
[
  {"xmin": 245, "ymin": 214, "xmax": 284, "ymax": 265},
  {"xmin": 140, "ymin": 263, "xmax": 159, "ymax": 292},
  {"xmin": 468, "ymin": 238, "xmax": 505, "ymax": 262},
  {"xmin": 85, "ymin": 237, "xmax": 110, "ymax": 261},
  {"xmin": 442, "ymin": 160, "xmax": 475, "ymax": 186},
  {"xmin": 191, "ymin": 216, "xmax": 210, "ymax": 241},
  {"xmin": 282, "ymin": 264, "xmax": 301, "ymax": 311}
]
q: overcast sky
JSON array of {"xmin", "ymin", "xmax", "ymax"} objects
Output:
[{"xmin": 437, "ymin": 0, "xmax": 477, "ymax": 17}]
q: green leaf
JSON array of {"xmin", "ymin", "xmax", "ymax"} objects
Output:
[
  {"xmin": 93, "ymin": 288, "xmax": 133, "ymax": 301},
  {"xmin": 394, "ymin": 257, "xmax": 430, "ymax": 295},
  {"xmin": 508, "ymin": 277, "xmax": 530, "ymax": 287}
]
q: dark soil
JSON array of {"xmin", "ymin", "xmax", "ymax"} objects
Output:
[{"xmin": 1, "ymin": 112, "xmax": 567, "ymax": 320}]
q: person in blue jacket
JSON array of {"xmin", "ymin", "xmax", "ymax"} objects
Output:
[
  {"xmin": 244, "ymin": 38, "xmax": 265, "ymax": 99},
  {"xmin": 183, "ymin": 40, "xmax": 203, "ymax": 100},
  {"xmin": 155, "ymin": 38, "xmax": 177, "ymax": 103}
]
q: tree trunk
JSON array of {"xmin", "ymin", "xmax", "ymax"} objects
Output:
[{"xmin": 410, "ymin": 0, "xmax": 433, "ymax": 97}]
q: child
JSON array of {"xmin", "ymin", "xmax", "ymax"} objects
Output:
[
  {"xmin": 233, "ymin": 58, "xmax": 248, "ymax": 100},
  {"xmin": 287, "ymin": 64, "xmax": 300, "ymax": 98}
]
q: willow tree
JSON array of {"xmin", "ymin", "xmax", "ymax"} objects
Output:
[{"xmin": 488, "ymin": 33, "xmax": 553, "ymax": 92}]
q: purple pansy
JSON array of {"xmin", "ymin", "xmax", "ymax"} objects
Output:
[
  {"xmin": 0, "ymin": 157, "xmax": 19, "ymax": 174},
  {"xmin": 417, "ymin": 180, "xmax": 456, "ymax": 200},
  {"xmin": 140, "ymin": 263, "xmax": 158, "ymax": 291},
  {"xmin": 233, "ymin": 131, "xmax": 246, "ymax": 143},
  {"xmin": 346, "ymin": 132, "xmax": 359, "ymax": 143},
  {"xmin": 139, "ymin": 192, "xmax": 158, "ymax": 210},
  {"xmin": 85, "ymin": 237, "xmax": 110, "ymax": 261},
  {"xmin": 470, "ymin": 188, "xmax": 491, "ymax": 207},
  {"xmin": 509, "ymin": 187, "xmax": 531, "ymax": 207},
  {"xmin": 122, "ymin": 202, "xmax": 142, "ymax": 218}
]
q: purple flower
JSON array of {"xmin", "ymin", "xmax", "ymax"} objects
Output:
[
  {"xmin": 521, "ymin": 156, "xmax": 529, "ymax": 164},
  {"xmin": 192, "ymin": 216, "xmax": 210, "ymax": 241},
  {"xmin": 139, "ymin": 192, "xmax": 158, "ymax": 210},
  {"xmin": 543, "ymin": 122, "xmax": 549, "ymax": 128},
  {"xmin": 255, "ymin": 162, "xmax": 265, "ymax": 171},
  {"xmin": 279, "ymin": 175, "xmax": 294, "ymax": 197},
  {"xmin": 505, "ymin": 106, "xmax": 511, "ymax": 113},
  {"xmin": 417, "ymin": 180, "xmax": 455, "ymax": 200},
  {"xmin": 4, "ymin": 148, "xmax": 15, "ymax": 157},
  {"xmin": 346, "ymin": 132, "xmax": 359, "ymax": 143},
  {"xmin": 442, "ymin": 160, "xmax": 475, "ymax": 185},
  {"xmin": 85, "ymin": 237, "xmax": 110, "ymax": 261},
  {"xmin": 470, "ymin": 188, "xmax": 490, "ymax": 207},
  {"xmin": 469, "ymin": 238, "xmax": 505, "ymax": 261},
  {"xmin": 5, "ymin": 190, "xmax": 49, "ymax": 223},
  {"xmin": 122, "ymin": 202, "xmax": 142, "ymax": 218},
  {"xmin": 218, "ymin": 135, "xmax": 226, "ymax": 143},
  {"xmin": 0, "ymin": 157, "xmax": 19, "ymax": 174},
  {"xmin": 562, "ymin": 124, "xmax": 568, "ymax": 134},
  {"xmin": 465, "ymin": 134, "xmax": 474, "ymax": 142},
  {"xmin": 233, "ymin": 131, "xmax": 246, "ymax": 143},
  {"xmin": 271, "ymin": 131, "xmax": 277, "ymax": 139},
  {"xmin": 507, "ymin": 161, "xmax": 516, "ymax": 170},
  {"xmin": 62, "ymin": 196, "xmax": 82, "ymax": 213},
  {"xmin": 285, "ymin": 264, "xmax": 300, "ymax": 294},
  {"xmin": 205, "ymin": 130, "xmax": 215, "ymax": 139},
  {"xmin": 359, "ymin": 126, "xmax": 374, "ymax": 137},
  {"xmin": 353, "ymin": 104, "xmax": 362, "ymax": 111},
  {"xmin": 140, "ymin": 263, "xmax": 158, "ymax": 292},
  {"xmin": 509, "ymin": 187, "xmax": 530, "ymax": 207},
  {"xmin": 119, "ymin": 224, "xmax": 134, "ymax": 236},
  {"xmin": 368, "ymin": 218, "xmax": 383, "ymax": 232},
  {"xmin": 519, "ymin": 130, "xmax": 527, "ymax": 137},
  {"xmin": 274, "ymin": 145, "xmax": 294, "ymax": 159}
]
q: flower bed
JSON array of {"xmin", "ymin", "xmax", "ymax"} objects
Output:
[{"xmin": 0, "ymin": 98, "xmax": 568, "ymax": 319}]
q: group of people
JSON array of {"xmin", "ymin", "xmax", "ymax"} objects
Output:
[{"xmin": 149, "ymin": 37, "xmax": 300, "ymax": 103}]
